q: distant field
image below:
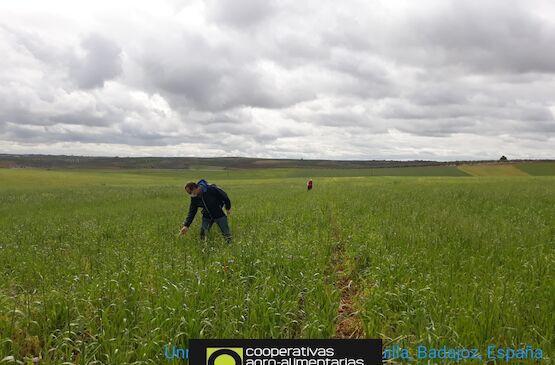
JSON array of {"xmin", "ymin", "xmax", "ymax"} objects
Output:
[
  {"xmin": 515, "ymin": 162, "xmax": 555, "ymax": 176},
  {"xmin": 3, "ymin": 162, "xmax": 554, "ymax": 184},
  {"xmin": 363, "ymin": 166, "xmax": 469, "ymax": 176},
  {"xmin": 0, "ymin": 169, "xmax": 553, "ymax": 364},
  {"xmin": 457, "ymin": 164, "xmax": 530, "ymax": 176},
  {"xmin": 0, "ymin": 165, "xmax": 468, "ymax": 188}
]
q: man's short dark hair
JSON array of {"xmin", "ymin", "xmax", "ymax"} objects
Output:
[{"xmin": 185, "ymin": 181, "xmax": 198, "ymax": 193}]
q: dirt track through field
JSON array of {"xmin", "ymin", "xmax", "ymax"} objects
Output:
[{"xmin": 329, "ymin": 210, "xmax": 364, "ymax": 338}]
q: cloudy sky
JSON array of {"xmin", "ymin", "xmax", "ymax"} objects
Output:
[{"xmin": 1, "ymin": 0, "xmax": 554, "ymax": 160}]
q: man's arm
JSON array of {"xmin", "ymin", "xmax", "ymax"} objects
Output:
[{"xmin": 183, "ymin": 200, "xmax": 198, "ymax": 228}]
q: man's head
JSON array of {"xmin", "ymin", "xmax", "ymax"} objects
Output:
[{"xmin": 185, "ymin": 181, "xmax": 202, "ymax": 197}]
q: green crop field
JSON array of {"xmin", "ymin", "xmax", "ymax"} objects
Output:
[
  {"xmin": 457, "ymin": 164, "xmax": 530, "ymax": 176},
  {"xmin": 515, "ymin": 162, "xmax": 555, "ymax": 176},
  {"xmin": 0, "ymin": 168, "xmax": 553, "ymax": 364}
]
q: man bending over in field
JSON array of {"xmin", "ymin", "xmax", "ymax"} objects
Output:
[{"xmin": 179, "ymin": 181, "xmax": 232, "ymax": 243}]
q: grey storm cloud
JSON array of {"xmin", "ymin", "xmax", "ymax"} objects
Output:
[
  {"xmin": 205, "ymin": 0, "xmax": 277, "ymax": 28},
  {"xmin": 0, "ymin": 121, "xmax": 195, "ymax": 146},
  {"xmin": 136, "ymin": 30, "xmax": 317, "ymax": 111},
  {"xmin": 69, "ymin": 34, "xmax": 123, "ymax": 89},
  {"xmin": 0, "ymin": 0, "xmax": 554, "ymax": 159},
  {"xmin": 394, "ymin": 0, "xmax": 555, "ymax": 73},
  {"xmin": 147, "ymin": 61, "xmax": 303, "ymax": 111},
  {"xmin": 194, "ymin": 110, "xmax": 304, "ymax": 143},
  {"xmin": 2, "ymin": 26, "xmax": 66, "ymax": 66},
  {"xmin": 3, "ymin": 28, "xmax": 122, "ymax": 89},
  {"xmin": 0, "ymin": 108, "xmax": 113, "ymax": 128}
]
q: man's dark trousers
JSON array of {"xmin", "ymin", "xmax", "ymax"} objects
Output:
[{"xmin": 200, "ymin": 216, "xmax": 232, "ymax": 243}]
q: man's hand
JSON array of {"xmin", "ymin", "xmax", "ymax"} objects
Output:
[
  {"xmin": 226, "ymin": 208, "xmax": 231, "ymax": 217},
  {"xmin": 179, "ymin": 226, "xmax": 189, "ymax": 236}
]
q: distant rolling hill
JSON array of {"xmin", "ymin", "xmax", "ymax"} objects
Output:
[{"xmin": 0, "ymin": 154, "xmax": 553, "ymax": 176}]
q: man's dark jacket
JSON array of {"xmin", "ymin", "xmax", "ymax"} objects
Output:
[{"xmin": 183, "ymin": 185, "xmax": 231, "ymax": 227}]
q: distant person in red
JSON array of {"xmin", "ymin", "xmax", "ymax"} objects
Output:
[{"xmin": 307, "ymin": 179, "xmax": 313, "ymax": 191}]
